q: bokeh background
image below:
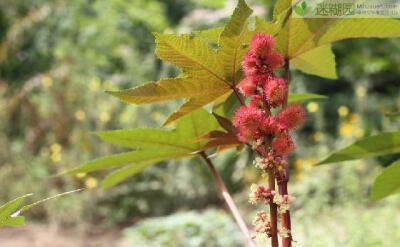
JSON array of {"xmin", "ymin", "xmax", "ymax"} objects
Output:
[{"xmin": 0, "ymin": 0, "xmax": 399, "ymax": 246}]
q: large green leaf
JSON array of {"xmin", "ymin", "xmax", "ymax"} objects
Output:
[
  {"xmin": 317, "ymin": 132, "xmax": 400, "ymax": 165},
  {"xmin": 64, "ymin": 109, "xmax": 222, "ymax": 187},
  {"xmin": 102, "ymin": 163, "xmax": 156, "ymax": 189},
  {"xmin": 108, "ymin": 0, "xmax": 253, "ymax": 124},
  {"xmin": 271, "ymin": 0, "xmax": 400, "ymax": 58},
  {"xmin": 258, "ymin": 0, "xmax": 400, "ymax": 78},
  {"xmin": 162, "ymin": 90, "xmax": 228, "ymax": 126},
  {"xmin": 370, "ymin": 160, "xmax": 400, "ymax": 200},
  {"xmin": 219, "ymin": 0, "xmax": 252, "ymax": 84},
  {"xmin": 288, "ymin": 93, "xmax": 327, "ymax": 103},
  {"xmin": 290, "ymin": 44, "xmax": 337, "ymax": 79},
  {"xmin": 154, "ymin": 33, "xmax": 225, "ymax": 80},
  {"xmin": 107, "ymin": 77, "xmax": 230, "ymax": 105},
  {"xmin": 194, "ymin": 27, "xmax": 224, "ymax": 43}
]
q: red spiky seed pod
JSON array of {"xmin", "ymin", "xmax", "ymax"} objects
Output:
[
  {"xmin": 265, "ymin": 52, "xmax": 285, "ymax": 71},
  {"xmin": 249, "ymin": 33, "xmax": 274, "ymax": 58},
  {"xmin": 239, "ymin": 78, "xmax": 257, "ymax": 96},
  {"xmin": 242, "ymin": 52, "xmax": 259, "ymax": 77},
  {"xmin": 272, "ymin": 136, "xmax": 295, "ymax": 156},
  {"xmin": 263, "ymin": 77, "xmax": 288, "ymax": 108},
  {"xmin": 233, "ymin": 106, "xmax": 264, "ymax": 142},
  {"xmin": 277, "ymin": 104, "xmax": 306, "ymax": 129}
]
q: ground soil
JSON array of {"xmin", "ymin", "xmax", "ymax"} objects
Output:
[{"xmin": 0, "ymin": 224, "xmax": 129, "ymax": 247}]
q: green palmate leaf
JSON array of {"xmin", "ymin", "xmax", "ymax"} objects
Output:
[
  {"xmin": 290, "ymin": 44, "xmax": 337, "ymax": 79},
  {"xmin": 102, "ymin": 163, "xmax": 155, "ymax": 189},
  {"xmin": 107, "ymin": 77, "xmax": 230, "ymax": 105},
  {"xmin": 193, "ymin": 27, "xmax": 224, "ymax": 43},
  {"xmin": 108, "ymin": 0, "xmax": 253, "ymax": 125},
  {"xmin": 62, "ymin": 151, "xmax": 176, "ymax": 175},
  {"xmin": 273, "ymin": 0, "xmax": 292, "ymax": 18},
  {"xmin": 258, "ymin": 0, "xmax": 400, "ymax": 78},
  {"xmin": 317, "ymin": 131, "xmax": 400, "ymax": 165},
  {"xmin": 154, "ymin": 33, "xmax": 226, "ymax": 83},
  {"xmin": 162, "ymin": 90, "xmax": 228, "ymax": 126},
  {"xmin": 370, "ymin": 160, "xmax": 400, "ymax": 200},
  {"xmin": 288, "ymin": 93, "xmax": 327, "ymax": 103},
  {"xmin": 254, "ymin": 16, "xmax": 281, "ymax": 36},
  {"xmin": 65, "ymin": 109, "xmax": 222, "ymax": 187},
  {"xmin": 219, "ymin": 0, "xmax": 252, "ymax": 84},
  {"xmin": 272, "ymin": 1, "xmax": 400, "ymax": 57}
]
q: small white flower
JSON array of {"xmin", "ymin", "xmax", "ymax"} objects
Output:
[
  {"xmin": 248, "ymin": 184, "xmax": 259, "ymax": 204},
  {"xmin": 273, "ymin": 194, "xmax": 284, "ymax": 205}
]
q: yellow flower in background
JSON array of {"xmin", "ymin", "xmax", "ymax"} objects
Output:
[
  {"xmin": 89, "ymin": 77, "xmax": 101, "ymax": 91},
  {"xmin": 51, "ymin": 152, "xmax": 62, "ymax": 163},
  {"xmin": 75, "ymin": 110, "xmax": 86, "ymax": 121},
  {"xmin": 356, "ymin": 86, "xmax": 367, "ymax": 98},
  {"xmin": 41, "ymin": 76, "xmax": 53, "ymax": 88},
  {"xmin": 85, "ymin": 177, "xmax": 98, "ymax": 189},
  {"xmin": 306, "ymin": 102, "xmax": 319, "ymax": 113},
  {"xmin": 100, "ymin": 112, "xmax": 111, "ymax": 123},
  {"xmin": 75, "ymin": 173, "xmax": 87, "ymax": 179},
  {"xmin": 50, "ymin": 143, "xmax": 62, "ymax": 153},
  {"xmin": 338, "ymin": 105, "xmax": 349, "ymax": 117},
  {"xmin": 339, "ymin": 122, "xmax": 354, "ymax": 137}
]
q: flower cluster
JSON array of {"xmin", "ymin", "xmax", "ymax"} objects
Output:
[
  {"xmin": 252, "ymin": 211, "xmax": 272, "ymax": 243},
  {"xmin": 233, "ymin": 33, "xmax": 305, "ymax": 242},
  {"xmin": 248, "ymin": 184, "xmax": 275, "ymax": 204},
  {"xmin": 273, "ymin": 194, "xmax": 296, "ymax": 214},
  {"xmin": 233, "ymin": 34, "xmax": 305, "ymax": 159}
]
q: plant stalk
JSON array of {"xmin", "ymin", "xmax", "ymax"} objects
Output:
[
  {"xmin": 200, "ymin": 152, "xmax": 256, "ymax": 247},
  {"xmin": 231, "ymin": 86, "xmax": 246, "ymax": 106},
  {"xmin": 280, "ymin": 58, "xmax": 292, "ymax": 247},
  {"xmin": 268, "ymin": 168, "xmax": 279, "ymax": 247}
]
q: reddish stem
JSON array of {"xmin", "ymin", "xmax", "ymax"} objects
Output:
[
  {"xmin": 200, "ymin": 152, "xmax": 256, "ymax": 247},
  {"xmin": 231, "ymin": 86, "xmax": 246, "ymax": 106},
  {"xmin": 268, "ymin": 168, "xmax": 279, "ymax": 247},
  {"xmin": 280, "ymin": 58, "xmax": 292, "ymax": 247}
]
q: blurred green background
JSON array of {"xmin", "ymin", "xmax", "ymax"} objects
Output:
[{"xmin": 0, "ymin": 0, "xmax": 399, "ymax": 246}]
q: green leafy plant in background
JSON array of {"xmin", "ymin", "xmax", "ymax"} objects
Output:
[
  {"xmin": 63, "ymin": 0, "xmax": 400, "ymax": 246},
  {"xmin": 0, "ymin": 190, "xmax": 80, "ymax": 228},
  {"xmin": 318, "ymin": 131, "xmax": 400, "ymax": 200}
]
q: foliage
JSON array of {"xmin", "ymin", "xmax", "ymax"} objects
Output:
[
  {"xmin": 64, "ymin": 0, "xmax": 400, "ymax": 202},
  {"xmin": 318, "ymin": 131, "xmax": 400, "ymax": 200},
  {"xmin": 123, "ymin": 209, "xmax": 243, "ymax": 246},
  {"xmin": 63, "ymin": 108, "xmax": 222, "ymax": 188},
  {"xmin": 0, "ymin": 190, "xmax": 80, "ymax": 228},
  {"xmin": 0, "ymin": 0, "xmax": 399, "ymax": 240}
]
